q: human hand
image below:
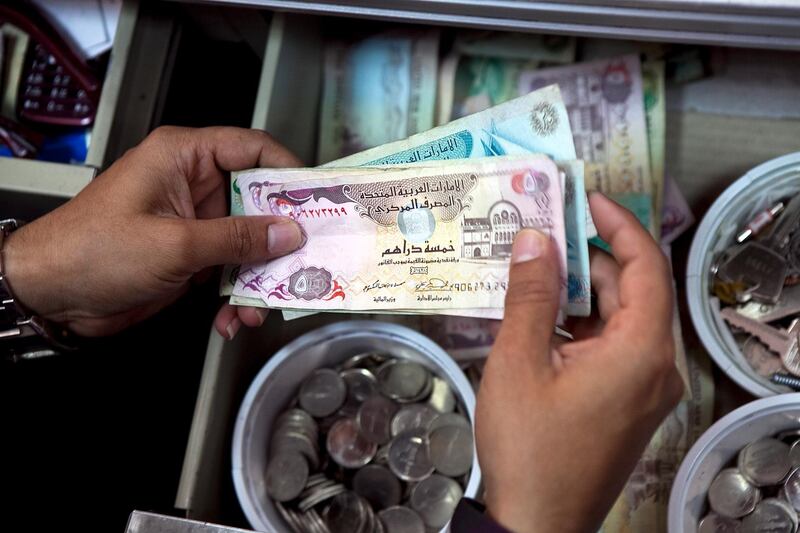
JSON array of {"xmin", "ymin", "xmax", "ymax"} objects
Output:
[
  {"xmin": 3, "ymin": 126, "xmax": 304, "ymax": 337},
  {"xmin": 475, "ymin": 192, "xmax": 683, "ymax": 533}
]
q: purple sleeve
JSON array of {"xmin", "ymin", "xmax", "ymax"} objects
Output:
[{"xmin": 450, "ymin": 498, "xmax": 513, "ymax": 533}]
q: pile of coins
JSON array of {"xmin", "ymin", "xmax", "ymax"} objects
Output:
[
  {"xmin": 264, "ymin": 353, "xmax": 474, "ymax": 533},
  {"xmin": 699, "ymin": 430, "xmax": 800, "ymax": 531},
  {"xmin": 711, "ymin": 196, "xmax": 800, "ymax": 387}
]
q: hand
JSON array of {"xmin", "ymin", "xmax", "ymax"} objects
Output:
[
  {"xmin": 476, "ymin": 192, "xmax": 683, "ymax": 533},
  {"xmin": 3, "ymin": 126, "xmax": 305, "ymax": 337}
]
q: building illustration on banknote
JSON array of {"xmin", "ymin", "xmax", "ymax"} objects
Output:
[{"xmin": 461, "ymin": 200, "xmax": 522, "ymax": 259}]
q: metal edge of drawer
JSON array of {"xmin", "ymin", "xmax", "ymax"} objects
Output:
[
  {"xmin": 86, "ymin": 0, "xmax": 180, "ymax": 171},
  {"xmin": 250, "ymin": 12, "xmax": 322, "ymax": 164},
  {"xmin": 169, "ymin": 0, "xmax": 800, "ymax": 50},
  {"xmin": 0, "ymin": 157, "xmax": 96, "ymax": 198}
]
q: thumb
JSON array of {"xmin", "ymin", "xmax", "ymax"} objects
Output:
[
  {"xmin": 180, "ymin": 216, "xmax": 305, "ymax": 270},
  {"xmin": 496, "ymin": 229, "xmax": 561, "ymax": 365}
]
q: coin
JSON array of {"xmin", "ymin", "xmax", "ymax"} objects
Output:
[
  {"xmin": 409, "ymin": 474, "xmax": 463, "ymax": 529},
  {"xmin": 391, "ymin": 404, "xmax": 439, "ymax": 437},
  {"xmin": 327, "ymin": 418, "xmax": 377, "ymax": 469},
  {"xmin": 427, "ymin": 376, "xmax": 456, "ymax": 413},
  {"xmin": 276, "ymin": 501, "xmax": 304, "ymax": 533},
  {"xmin": 697, "ymin": 512, "xmax": 741, "ymax": 533},
  {"xmin": 738, "ymin": 438, "xmax": 792, "ymax": 486},
  {"xmin": 429, "ymin": 424, "xmax": 474, "ymax": 477},
  {"xmin": 387, "ymin": 429, "xmax": 435, "ymax": 482},
  {"xmin": 708, "ymin": 468, "xmax": 761, "ymax": 518},
  {"xmin": 784, "ymin": 467, "xmax": 800, "ymax": 511},
  {"xmin": 341, "ymin": 368, "xmax": 379, "ymax": 413},
  {"xmin": 271, "ymin": 429, "xmax": 320, "ymax": 470},
  {"xmin": 357, "ymin": 394, "xmax": 400, "ymax": 444},
  {"xmin": 378, "ymin": 506, "xmax": 426, "ymax": 533},
  {"xmin": 265, "ymin": 451, "xmax": 309, "ymax": 502},
  {"xmin": 324, "ymin": 491, "xmax": 370, "ymax": 533},
  {"xmin": 342, "ymin": 352, "xmax": 389, "ymax": 371},
  {"xmin": 429, "ymin": 412, "xmax": 471, "ymax": 432},
  {"xmin": 377, "ymin": 360, "xmax": 431, "ymax": 402},
  {"xmin": 300, "ymin": 368, "xmax": 347, "ymax": 418},
  {"xmin": 790, "ymin": 441, "xmax": 800, "ymax": 468},
  {"xmin": 741, "ymin": 498, "xmax": 798, "ymax": 533},
  {"xmin": 353, "ymin": 464, "xmax": 402, "ymax": 510},
  {"xmin": 742, "ymin": 336, "xmax": 785, "ymax": 378},
  {"xmin": 298, "ymin": 481, "xmax": 347, "ymax": 512}
]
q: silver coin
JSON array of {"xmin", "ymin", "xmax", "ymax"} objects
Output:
[
  {"xmin": 790, "ymin": 441, "xmax": 800, "ymax": 468},
  {"xmin": 265, "ymin": 451, "xmax": 309, "ymax": 502},
  {"xmin": 357, "ymin": 394, "xmax": 399, "ymax": 444},
  {"xmin": 784, "ymin": 467, "xmax": 800, "ymax": 511},
  {"xmin": 326, "ymin": 418, "xmax": 377, "ymax": 469},
  {"xmin": 429, "ymin": 412, "xmax": 471, "ymax": 433},
  {"xmin": 697, "ymin": 512, "xmax": 741, "ymax": 533},
  {"xmin": 342, "ymin": 368, "xmax": 378, "ymax": 402},
  {"xmin": 409, "ymin": 474, "xmax": 463, "ymax": 530},
  {"xmin": 276, "ymin": 501, "xmax": 304, "ymax": 533},
  {"xmin": 271, "ymin": 430, "xmax": 320, "ymax": 470},
  {"xmin": 299, "ymin": 482, "xmax": 347, "ymax": 513},
  {"xmin": 299, "ymin": 368, "xmax": 347, "ymax": 418},
  {"xmin": 353, "ymin": 464, "xmax": 402, "ymax": 510},
  {"xmin": 387, "ymin": 429, "xmax": 435, "ymax": 482},
  {"xmin": 306, "ymin": 508, "xmax": 331, "ymax": 533},
  {"xmin": 378, "ymin": 506, "xmax": 426, "ymax": 533},
  {"xmin": 739, "ymin": 438, "xmax": 792, "ymax": 486},
  {"xmin": 426, "ymin": 376, "xmax": 456, "ymax": 414},
  {"xmin": 391, "ymin": 404, "xmax": 439, "ymax": 437},
  {"xmin": 742, "ymin": 498, "xmax": 798, "ymax": 533},
  {"xmin": 324, "ymin": 491, "xmax": 369, "ymax": 533},
  {"xmin": 342, "ymin": 352, "xmax": 389, "ymax": 371},
  {"xmin": 709, "ymin": 468, "xmax": 762, "ymax": 518},
  {"xmin": 377, "ymin": 360, "xmax": 431, "ymax": 402},
  {"xmin": 429, "ymin": 424, "xmax": 474, "ymax": 477}
]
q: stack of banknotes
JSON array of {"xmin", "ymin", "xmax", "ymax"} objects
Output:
[{"xmin": 230, "ymin": 85, "xmax": 593, "ymax": 320}]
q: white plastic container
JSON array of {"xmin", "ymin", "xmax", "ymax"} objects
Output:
[
  {"xmin": 668, "ymin": 393, "xmax": 800, "ymax": 532},
  {"xmin": 687, "ymin": 152, "xmax": 800, "ymax": 397},
  {"xmin": 231, "ymin": 321, "xmax": 481, "ymax": 532}
]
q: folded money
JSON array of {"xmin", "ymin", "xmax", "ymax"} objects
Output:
[
  {"xmin": 223, "ymin": 84, "xmax": 593, "ymax": 317},
  {"xmin": 232, "ymin": 155, "xmax": 568, "ymax": 314}
]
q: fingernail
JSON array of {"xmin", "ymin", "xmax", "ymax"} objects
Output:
[
  {"xmin": 255, "ymin": 307, "xmax": 267, "ymax": 326},
  {"xmin": 225, "ymin": 317, "xmax": 241, "ymax": 340},
  {"xmin": 511, "ymin": 229, "xmax": 548, "ymax": 264},
  {"xmin": 268, "ymin": 221, "xmax": 303, "ymax": 255}
]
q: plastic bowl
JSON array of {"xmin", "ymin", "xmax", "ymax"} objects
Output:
[
  {"xmin": 232, "ymin": 321, "xmax": 481, "ymax": 532},
  {"xmin": 669, "ymin": 393, "xmax": 800, "ymax": 532},
  {"xmin": 687, "ymin": 152, "xmax": 800, "ymax": 397}
]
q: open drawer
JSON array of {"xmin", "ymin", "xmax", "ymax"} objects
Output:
[{"xmin": 172, "ymin": 7, "xmax": 800, "ymax": 530}]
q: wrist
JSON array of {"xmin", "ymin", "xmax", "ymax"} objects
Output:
[{"xmin": 2, "ymin": 224, "xmax": 59, "ymax": 321}]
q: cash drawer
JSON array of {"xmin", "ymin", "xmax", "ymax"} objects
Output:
[{"xmin": 155, "ymin": 2, "xmax": 800, "ymax": 527}]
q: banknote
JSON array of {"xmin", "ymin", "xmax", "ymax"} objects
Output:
[
  {"xmin": 660, "ymin": 175, "xmax": 695, "ymax": 245},
  {"xmin": 225, "ymin": 85, "xmax": 591, "ymax": 316},
  {"xmin": 451, "ymin": 31, "xmax": 576, "ymax": 64},
  {"xmin": 643, "ymin": 60, "xmax": 666, "ymax": 239},
  {"xmin": 331, "ymin": 85, "xmax": 590, "ymax": 316},
  {"xmin": 317, "ymin": 29, "xmax": 439, "ymax": 164},
  {"xmin": 232, "ymin": 155, "xmax": 568, "ymax": 313},
  {"xmin": 518, "ymin": 55, "xmax": 653, "ymax": 202},
  {"xmin": 439, "ymin": 55, "xmax": 538, "ymax": 124}
]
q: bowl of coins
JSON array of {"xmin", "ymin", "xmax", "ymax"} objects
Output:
[
  {"xmin": 232, "ymin": 321, "xmax": 480, "ymax": 533},
  {"xmin": 687, "ymin": 152, "xmax": 800, "ymax": 397},
  {"xmin": 669, "ymin": 393, "xmax": 800, "ymax": 532}
]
